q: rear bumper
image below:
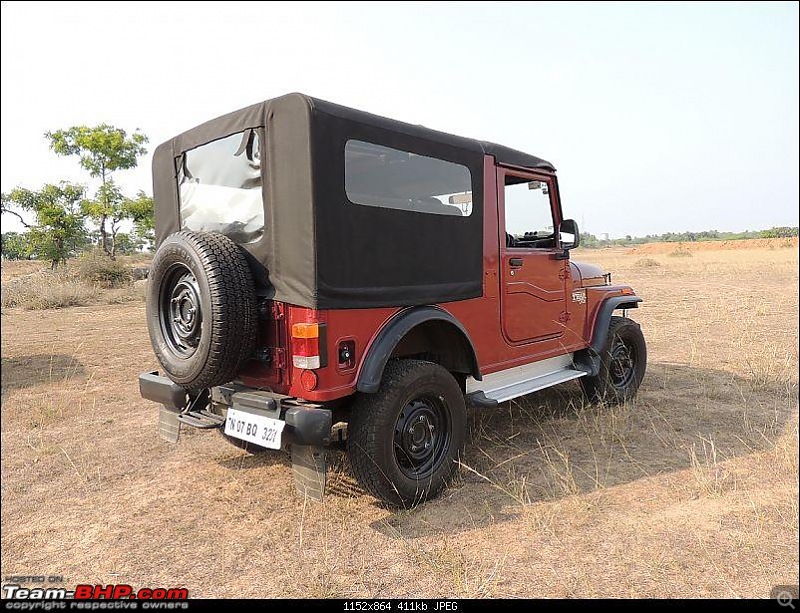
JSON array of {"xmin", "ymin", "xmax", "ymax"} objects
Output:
[
  {"xmin": 284, "ymin": 406, "xmax": 332, "ymax": 447},
  {"xmin": 138, "ymin": 371, "xmax": 332, "ymax": 447},
  {"xmin": 139, "ymin": 371, "xmax": 187, "ymax": 409}
]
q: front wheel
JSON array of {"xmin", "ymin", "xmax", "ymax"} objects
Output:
[
  {"xmin": 347, "ymin": 360, "xmax": 467, "ymax": 507},
  {"xmin": 581, "ymin": 315, "xmax": 647, "ymax": 405}
]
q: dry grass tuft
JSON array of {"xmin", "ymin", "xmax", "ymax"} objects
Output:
[
  {"xmin": 1, "ymin": 271, "xmax": 98, "ymax": 310},
  {"xmin": 102, "ymin": 280, "xmax": 148, "ymax": 305},
  {"xmin": 1, "ymin": 255, "xmax": 148, "ymax": 310},
  {"xmin": 689, "ymin": 436, "xmax": 734, "ymax": 497},
  {"xmin": 636, "ymin": 257, "xmax": 661, "ymax": 268},
  {"xmin": 78, "ymin": 250, "xmax": 133, "ymax": 288}
]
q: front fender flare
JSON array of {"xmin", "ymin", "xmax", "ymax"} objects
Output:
[
  {"xmin": 356, "ymin": 306, "xmax": 481, "ymax": 394},
  {"xmin": 590, "ymin": 295, "xmax": 642, "ymax": 353},
  {"xmin": 575, "ymin": 295, "xmax": 642, "ymax": 376}
]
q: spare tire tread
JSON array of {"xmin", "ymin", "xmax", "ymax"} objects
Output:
[{"xmin": 147, "ymin": 231, "xmax": 257, "ymax": 391}]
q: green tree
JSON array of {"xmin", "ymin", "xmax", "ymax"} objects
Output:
[
  {"xmin": 0, "ymin": 183, "xmax": 88, "ymax": 268},
  {"xmin": 121, "ymin": 191, "xmax": 155, "ymax": 249},
  {"xmin": 1, "ymin": 232, "xmax": 31, "ymax": 260},
  {"xmin": 81, "ymin": 179, "xmax": 129, "ymax": 257},
  {"xmin": 580, "ymin": 232, "xmax": 601, "ymax": 248},
  {"xmin": 111, "ymin": 232, "xmax": 137, "ymax": 255},
  {"xmin": 760, "ymin": 226, "xmax": 798, "ymax": 238},
  {"xmin": 45, "ymin": 124, "xmax": 148, "ymax": 258}
]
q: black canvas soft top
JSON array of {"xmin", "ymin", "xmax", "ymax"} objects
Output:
[{"xmin": 152, "ymin": 93, "xmax": 555, "ymax": 310}]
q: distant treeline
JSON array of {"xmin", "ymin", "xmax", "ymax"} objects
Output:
[{"xmin": 581, "ymin": 226, "xmax": 798, "ymax": 248}]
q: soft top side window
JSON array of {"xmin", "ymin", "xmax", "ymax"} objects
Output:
[{"xmin": 344, "ymin": 140, "xmax": 473, "ymax": 217}]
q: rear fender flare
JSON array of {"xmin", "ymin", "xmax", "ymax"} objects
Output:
[{"xmin": 356, "ymin": 306, "xmax": 481, "ymax": 393}]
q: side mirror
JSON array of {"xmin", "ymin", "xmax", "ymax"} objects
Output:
[{"xmin": 560, "ymin": 219, "xmax": 580, "ymax": 250}]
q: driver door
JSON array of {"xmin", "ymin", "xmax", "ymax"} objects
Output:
[{"xmin": 499, "ymin": 167, "xmax": 568, "ymax": 344}]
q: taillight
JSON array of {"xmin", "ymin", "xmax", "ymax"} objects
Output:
[{"xmin": 291, "ymin": 322, "xmax": 324, "ymax": 369}]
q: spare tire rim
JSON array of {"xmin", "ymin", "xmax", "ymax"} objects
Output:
[
  {"xmin": 609, "ymin": 336, "xmax": 636, "ymax": 389},
  {"xmin": 394, "ymin": 396, "xmax": 451, "ymax": 481},
  {"xmin": 159, "ymin": 264, "xmax": 203, "ymax": 358}
]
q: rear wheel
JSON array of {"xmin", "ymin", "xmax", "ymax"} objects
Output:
[
  {"xmin": 581, "ymin": 315, "xmax": 647, "ymax": 404},
  {"xmin": 347, "ymin": 360, "xmax": 467, "ymax": 507}
]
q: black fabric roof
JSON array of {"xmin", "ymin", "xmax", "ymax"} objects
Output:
[
  {"xmin": 306, "ymin": 95, "xmax": 555, "ymax": 172},
  {"xmin": 479, "ymin": 141, "xmax": 555, "ymax": 172},
  {"xmin": 152, "ymin": 94, "xmax": 554, "ymax": 310}
]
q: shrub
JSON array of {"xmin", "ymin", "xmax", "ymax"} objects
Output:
[
  {"xmin": 78, "ymin": 250, "xmax": 132, "ymax": 288},
  {"xmin": 103, "ymin": 280, "xmax": 148, "ymax": 304},
  {"xmin": 635, "ymin": 257, "xmax": 661, "ymax": 268},
  {"xmin": 1, "ymin": 272, "xmax": 97, "ymax": 310},
  {"xmin": 668, "ymin": 247, "xmax": 693, "ymax": 258}
]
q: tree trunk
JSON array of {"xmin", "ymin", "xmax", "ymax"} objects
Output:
[
  {"xmin": 52, "ymin": 236, "xmax": 64, "ymax": 269},
  {"xmin": 110, "ymin": 226, "xmax": 117, "ymax": 260},
  {"xmin": 99, "ymin": 167, "xmax": 113, "ymax": 258},
  {"xmin": 99, "ymin": 214, "xmax": 111, "ymax": 257}
]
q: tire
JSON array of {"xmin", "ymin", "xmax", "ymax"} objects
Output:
[
  {"xmin": 581, "ymin": 315, "xmax": 647, "ymax": 405},
  {"xmin": 347, "ymin": 360, "xmax": 467, "ymax": 507},
  {"xmin": 146, "ymin": 231, "xmax": 257, "ymax": 392}
]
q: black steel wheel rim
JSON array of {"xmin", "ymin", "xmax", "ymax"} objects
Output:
[
  {"xmin": 609, "ymin": 336, "xmax": 636, "ymax": 389},
  {"xmin": 159, "ymin": 263, "xmax": 203, "ymax": 358},
  {"xmin": 394, "ymin": 395, "xmax": 451, "ymax": 480}
]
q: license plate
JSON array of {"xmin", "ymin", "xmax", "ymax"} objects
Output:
[{"xmin": 224, "ymin": 407, "xmax": 285, "ymax": 450}]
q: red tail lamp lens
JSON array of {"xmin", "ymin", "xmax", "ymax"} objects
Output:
[
  {"xmin": 291, "ymin": 322, "xmax": 322, "ymax": 369},
  {"xmin": 300, "ymin": 369, "xmax": 318, "ymax": 391}
]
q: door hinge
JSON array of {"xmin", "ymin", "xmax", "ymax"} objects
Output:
[
  {"xmin": 558, "ymin": 311, "xmax": 571, "ymax": 324},
  {"xmin": 270, "ymin": 348, "xmax": 287, "ymax": 369},
  {"xmin": 558, "ymin": 267, "xmax": 571, "ymax": 281}
]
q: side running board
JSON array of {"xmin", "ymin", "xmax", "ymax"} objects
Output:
[{"xmin": 466, "ymin": 354, "xmax": 587, "ymax": 407}]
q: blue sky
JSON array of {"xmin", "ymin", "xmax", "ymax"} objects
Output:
[{"xmin": 1, "ymin": 1, "xmax": 797, "ymax": 237}]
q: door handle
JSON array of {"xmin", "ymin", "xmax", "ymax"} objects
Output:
[{"xmin": 509, "ymin": 258, "xmax": 524, "ymax": 267}]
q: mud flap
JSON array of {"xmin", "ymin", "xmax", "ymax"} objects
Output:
[
  {"xmin": 291, "ymin": 445, "xmax": 326, "ymax": 501},
  {"xmin": 158, "ymin": 406, "xmax": 182, "ymax": 443}
]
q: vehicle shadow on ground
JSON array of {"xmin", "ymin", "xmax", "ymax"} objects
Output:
[
  {"xmin": 216, "ymin": 446, "xmax": 292, "ymax": 470},
  {"xmin": 365, "ymin": 361, "xmax": 797, "ymax": 538},
  {"xmin": 0, "ymin": 354, "xmax": 86, "ymax": 392}
]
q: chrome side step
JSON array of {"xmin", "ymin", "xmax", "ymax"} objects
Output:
[{"xmin": 466, "ymin": 353, "xmax": 587, "ymax": 407}]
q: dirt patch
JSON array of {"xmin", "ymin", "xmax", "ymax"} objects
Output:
[
  {"xmin": 1, "ymin": 354, "xmax": 86, "ymax": 392},
  {"xmin": 627, "ymin": 237, "xmax": 798, "ymax": 254},
  {"xmin": 1, "ymin": 247, "xmax": 797, "ymax": 597}
]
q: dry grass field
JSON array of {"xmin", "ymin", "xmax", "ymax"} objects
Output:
[{"xmin": 1, "ymin": 240, "xmax": 798, "ymax": 598}]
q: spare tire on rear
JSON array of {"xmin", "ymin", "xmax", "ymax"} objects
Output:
[{"xmin": 146, "ymin": 231, "xmax": 257, "ymax": 392}]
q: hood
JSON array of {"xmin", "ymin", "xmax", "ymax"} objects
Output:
[{"xmin": 571, "ymin": 261, "xmax": 608, "ymax": 287}]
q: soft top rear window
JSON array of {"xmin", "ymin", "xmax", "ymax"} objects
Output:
[{"xmin": 177, "ymin": 130, "xmax": 264, "ymax": 244}]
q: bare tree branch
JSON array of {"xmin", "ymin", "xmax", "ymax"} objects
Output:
[{"xmin": 0, "ymin": 206, "xmax": 33, "ymax": 229}]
